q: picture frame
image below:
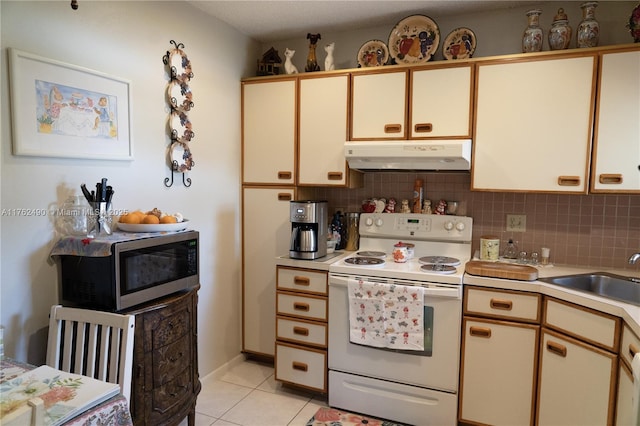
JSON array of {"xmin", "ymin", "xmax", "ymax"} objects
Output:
[{"xmin": 8, "ymin": 48, "xmax": 133, "ymax": 161}]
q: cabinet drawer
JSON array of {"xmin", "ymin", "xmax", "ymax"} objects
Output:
[
  {"xmin": 277, "ymin": 267, "xmax": 327, "ymax": 295},
  {"xmin": 543, "ymin": 297, "xmax": 620, "ymax": 352},
  {"xmin": 152, "ymin": 335, "xmax": 192, "ymax": 387},
  {"xmin": 277, "ymin": 316, "xmax": 327, "ymax": 347},
  {"xmin": 464, "ymin": 287, "xmax": 541, "ymax": 322},
  {"xmin": 149, "ymin": 367, "xmax": 193, "ymax": 421},
  {"xmin": 275, "ymin": 342, "xmax": 327, "ymax": 392},
  {"xmin": 277, "ymin": 291, "xmax": 327, "ymax": 321},
  {"xmin": 620, "ymin": 324, "xmax": 640, "ymax": 369}
]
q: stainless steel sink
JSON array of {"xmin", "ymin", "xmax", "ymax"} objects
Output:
[{"xmin": 539, "ymin": 272, "xmax": 640, "ymax": 306}]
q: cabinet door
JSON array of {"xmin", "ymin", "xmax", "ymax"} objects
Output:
[
  {"xmin": 410, "ymin": 65, "xmax": 473, "ymax": 139},
  {"xmin": 473, "ymin": 55, "xmax": 596, "ymax": 192},
  {"xmin": 616, "ymin": 361, "xmax": 636, "ymax": 426},
  {"xmin": 242, "ymin": 79, "xmax": 296, "ymax": 184},
  {"xmin": 591, "ymin": 48, "xmax": 640, "ymax": 193},
  {"xmin": 242, "ymin": 187, "xmax": 294, "ymax": 356},
  {"xmin": 459, "ymin": 318, "xmax": 538, "ymax": 426},
  {"xmin": 298, "ymin": 74, "xmax": 349, "ymax": 185},
  {"xmin": 351, "ymin": 70, "xmax": 408, "ymax": 140},
  {"xmin": 537, "ymin": 329, "xmax": 616, "ymax": 425}
]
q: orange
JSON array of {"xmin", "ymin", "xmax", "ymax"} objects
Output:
[
  {"xmin": 142, "ymin": 214, "xmax": 160, "ymax": 224},
  {"xmin": 160, "ymin": 215, "xmax": 177, "ymax": 224}
]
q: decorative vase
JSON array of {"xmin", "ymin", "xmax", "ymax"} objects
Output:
[
  {"xmin": 627, "ymin": 2, "xmax": 640, "ymax": 42},
  {"xmin": 577, "ymin": 1, "xmax": 600, "ymax": 48},
  {"xmin": 548, "ymin": 8, "xmax": 572, "ymax": 50},
  {"xmin": 522, "ymin": 9, "xmax": 544, "ymax": 52}
]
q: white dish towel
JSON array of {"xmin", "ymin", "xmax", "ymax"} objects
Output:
[{"xmin": 348, "ymin": 279, "xmax": 424, "ymax": 351}]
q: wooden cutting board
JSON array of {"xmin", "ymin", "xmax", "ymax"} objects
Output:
[{"xmin": 465, "ymin": 260, "xmax": 538, "ymax": 281}]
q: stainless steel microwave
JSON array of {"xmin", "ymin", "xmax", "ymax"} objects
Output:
[{"xmin": 58, "ymin": 230, "xmax": 199, "ymax": 311}]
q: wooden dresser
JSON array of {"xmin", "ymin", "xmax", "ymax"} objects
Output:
[{"xmin": 124, "ymin": 285, "xmax": 200, "ymax": 426}]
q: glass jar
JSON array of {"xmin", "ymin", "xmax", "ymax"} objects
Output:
[
  {"xmin": 57, "ymin": 196, "xmax": 90, "ymax": 236},
  {"xmin": 522, "ymin": 9, "xmax": 544, "ymax": 53},
  {"xmin": 577, "ymin": 1, "xmax": 600, "ymax": 48}
]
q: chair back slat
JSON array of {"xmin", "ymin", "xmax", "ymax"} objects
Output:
[{"xmin": 46, "ymin": 305, "xmax": 135, "ymax": 404}]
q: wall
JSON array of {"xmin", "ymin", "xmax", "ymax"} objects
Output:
[
  {"xmin": 261, "ymin": 1, "xmax": 640, "ymax": 270},
  {"xmin": 0, "ymin": 0, "xmax": 260, "ymax": 377}
]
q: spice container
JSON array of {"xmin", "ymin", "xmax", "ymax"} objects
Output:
[{"xmin": 412, "ymin": 179, "xmax": 423, "ymax": 213}]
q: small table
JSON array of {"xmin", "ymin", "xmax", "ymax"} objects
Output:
[{"xmin": 1, "ymin": 358, "xmax": 133, "ymax": 425}]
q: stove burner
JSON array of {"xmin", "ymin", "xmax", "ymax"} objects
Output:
[
  {"xmin": 420, "ymin": 264, "xmax": 457, "ymax": 274},
  {"xmin": 418, "ymin": 256, "xmax": 461, "ymax": 267},
  {"xmin": 356, "ymin": 251, "xmax": 386, "ymax": 258},
  {"xmin": 344, "ymin": 257, "xmax": 386, "ymax": 266}
]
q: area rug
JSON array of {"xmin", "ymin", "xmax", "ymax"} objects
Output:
[{"xmin": 306, "ymin": 407, "xmax": 409, "ymax": 426}]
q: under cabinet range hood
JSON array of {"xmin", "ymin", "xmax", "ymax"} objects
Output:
[{"xmin": 345, "ymin": 140, "xmax": 472, "ymax": 171}]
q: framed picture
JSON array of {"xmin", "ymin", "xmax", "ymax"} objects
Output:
[{"xmin": 8, "ymin": 48, "xmax": 133, "ymax": 160}]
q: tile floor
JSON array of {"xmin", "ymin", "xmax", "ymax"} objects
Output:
[{"xmin": 179, "ymin": 357, "xmax": 328, "ymax": 426}]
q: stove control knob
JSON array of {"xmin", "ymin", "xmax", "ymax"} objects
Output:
[
  {"xmin": 365, "ymin": 217, "xmax": 374, "ymax": 226},
  {"xmin": 444, "ymin": 221, "xmax": 454, "ymax": 231},
  {"xmin": 375, "ymin": 218, "xmax": 384, "ymax": 227},
  {"xmin": 455, "ymin": 222, "xmax": 466, "ymax": 231}
]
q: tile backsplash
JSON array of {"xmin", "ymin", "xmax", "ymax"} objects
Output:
[{"xmin": 313, "ymin": 172, "xmax": 640, "ymax": 271}]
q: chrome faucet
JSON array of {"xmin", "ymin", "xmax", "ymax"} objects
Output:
[{"xmin": 629, "ymin": 253, "xmax": 640, "ymax": 264}]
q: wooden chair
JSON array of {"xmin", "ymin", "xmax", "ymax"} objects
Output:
[{"xmin": 46, "ymin": 305, "xmax": 135, "ymax": 404}]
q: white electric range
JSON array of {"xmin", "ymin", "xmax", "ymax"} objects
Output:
[{"xmin": 328, "ymin": 212, "xmax": 472, "ymax": 425}]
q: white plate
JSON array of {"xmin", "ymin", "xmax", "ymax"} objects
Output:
[{"xmin": 117, "ymin": 220, "xmax": 189, "ymax": 233}]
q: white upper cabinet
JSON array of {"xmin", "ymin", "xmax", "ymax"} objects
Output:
[
  {"xmin": 410, "ymin": 65, "xmax": 473, "ymax": 139},
  {"xmin": 472, "ymin": 54, "xmax": 596, "ymax": 193},
  {"xmin": 350, "ymin": 64, "xmax": 473, "ymax": 141},
  {"xmin": 351, "ymin": 70, "xmax": 408, "ymax": 140},
  {"xmin": 298, "ymin": 74, "xmax": 350, "ymax": 186},
  {"xmin": 242, "ymin": 79, "xmax": 296, "ymax": 184},
  {"xmin": 591, "ymin": 47, "xmax": 640, "ymax": 193}
]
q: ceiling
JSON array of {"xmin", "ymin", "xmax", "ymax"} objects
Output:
[{"xmin": 187, "ymin": 1, "xmax": 541, "ymax": 42}]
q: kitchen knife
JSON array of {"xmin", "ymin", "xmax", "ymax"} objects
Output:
[
  {"xmin": 80, "ymin": 184, "xmax": 93, "ymax": 203},
  {"xmin": 101, "ymin": 178, "xmax": 107, "ymax": 202}
]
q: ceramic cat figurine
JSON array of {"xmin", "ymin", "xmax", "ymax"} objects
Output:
[
  {"xmin": 324, "ymin": 42, "xmax": 335, "ymax": 71},
  {"xmin": 284, "ymin": 48, "xmax": 298, "ymax": 74}
]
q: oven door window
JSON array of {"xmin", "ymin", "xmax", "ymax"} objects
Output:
[
  {"xmin": 119, "ymin": 242, "xmax": 195, "ymax": 294},
  {"xmin": 353, "ymin": 306, "xmax": 434, "ymax": 357}
]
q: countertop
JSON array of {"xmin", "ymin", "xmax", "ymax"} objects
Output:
[{"xmin": 275, "ymin": 253, "xmax": 640, "ymax": 337}]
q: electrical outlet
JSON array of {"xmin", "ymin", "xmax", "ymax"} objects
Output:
[{"xmin": 506, "ymin": 214, "xmax": 526, "ymax": 232}]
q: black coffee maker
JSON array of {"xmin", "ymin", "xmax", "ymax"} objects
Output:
[{"xmin": 289, "ymin": 200, "xmax": 328, "ymax": 260}]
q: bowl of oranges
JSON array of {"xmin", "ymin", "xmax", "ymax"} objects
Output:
[{"xmin": 117, "ymin": 208, "xmax": 188, "ymax": 232}]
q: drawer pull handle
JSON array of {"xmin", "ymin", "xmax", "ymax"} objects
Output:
[
  {"xmin": 169, "ymin": 352, "xmax": 184, "ymax": 363},
  {"xmin": 414, "ymin": 123, "xmax": 433, "ymax": 133},
  {"xmin": 557, "ymin": 176, "xmax": 580, "ymax": 186},
  {"xmin": 278, "ymin": 171, "xmax": 292, "ymax": 180},
  {"xmin": 599, "ymin": 174, "xmax": 623, "ymax": 184},
  {"xmin": 293, "ymin": 326, "xmax": 309, "ymax": 336},
  {"xmin": 629, "ymin": 343, "xmax": 639, "ymax": 359},
  {"xmin": 547, "ymin": 340, "xmax": 567, "ymax": 357},
  {"xmin": 292, "ymin": 361, "xmax": 308, "ymax": 372},
  {"xmin": 384, "ymin": 124, "xmax": 402, "ymax": 134},
  {"xmin": 469, "ymin": 326, "xmax": 491, "ymax": 338},
  {"xmin": 327, "ymin": 172, "xmax": 343, "ymax": 180},
  {"xmin": 278, "ymin": 193, "xmax": 292, "ymax": 201},
  {"xmin": 294, "ymin": 302, "xmax": 310, "ymax": 312},
  {"xmin": 294, "ymin": 276, "xmax": 310, "ymax": 286},
  {"xmin": 490, "ymin": 298, "xmax": 513, "ymax": 311}
]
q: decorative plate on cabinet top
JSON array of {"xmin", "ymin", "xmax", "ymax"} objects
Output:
[
  {"xmin": 357, "ymin": 40, "xmax": 389, "ymax": 67},
  {"xmin": 442, "ymin": 27, "xmax": 477, "ymax": 60},
  {"xmin": 388, "ymin": 14, "xmax": 440, "ymax": 64},
  {"xmin": 170, "ymin": 141, "xmax": 194, "ymax": 173},
  {"xmin": 167, "ymin": 81, "xmax": 193, "ymax": 111},
  {"xmin": 170, "ymin": 110, "xmax": 194, "ymax": 142},
  {"xmin": 168, "ymin": 48, "xmax": 193, "ymax": 82}
]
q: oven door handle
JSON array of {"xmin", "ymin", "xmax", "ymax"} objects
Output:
[{"xmin": 329, "ymin": 275, "xmax": 460, "ymax": 299}]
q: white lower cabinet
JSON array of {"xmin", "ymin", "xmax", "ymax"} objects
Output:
[
  {"xmin": 616, "ymin": 361, "xmax": 635, "ymax": 426},
  {"xmin": 459, "ymin": 318, "xmax": 539, "ymax": 425},
  {"xmin": 537, "ymin": 329, "xmax": 617, "ymax": 425}
]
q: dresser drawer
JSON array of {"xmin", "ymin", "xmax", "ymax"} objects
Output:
[
  {"xmin": 152, "ymin": 335, "xmax": 192, "ymax": 387},
  {"xmin": 275, "ymin": 342, "xmax": 327, "ymax": 392},
  {"xmin": 149, "ymin": 367, "xmax": 193, "ymax": 422},
  {"xmin": 464, "ymin": 286, "xmax": 541, "ymax": 322},
  {"xmin": 621, "ymin": 324, "xmax": 640, "ymax": 369},
  {"xmin": 543, "ymin": 297, "xmax": 620, "ymax": 352},
  {"xmin": 277, "ymin": 267, "xmax": 328, "ymax": 295},
  {"xmin": 277, "ymin": 291, "xmax": 327, "ymax": 321},
  {"xmin": 277, "ymin": 316, "xmax": 327, "ymax": 347}
]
